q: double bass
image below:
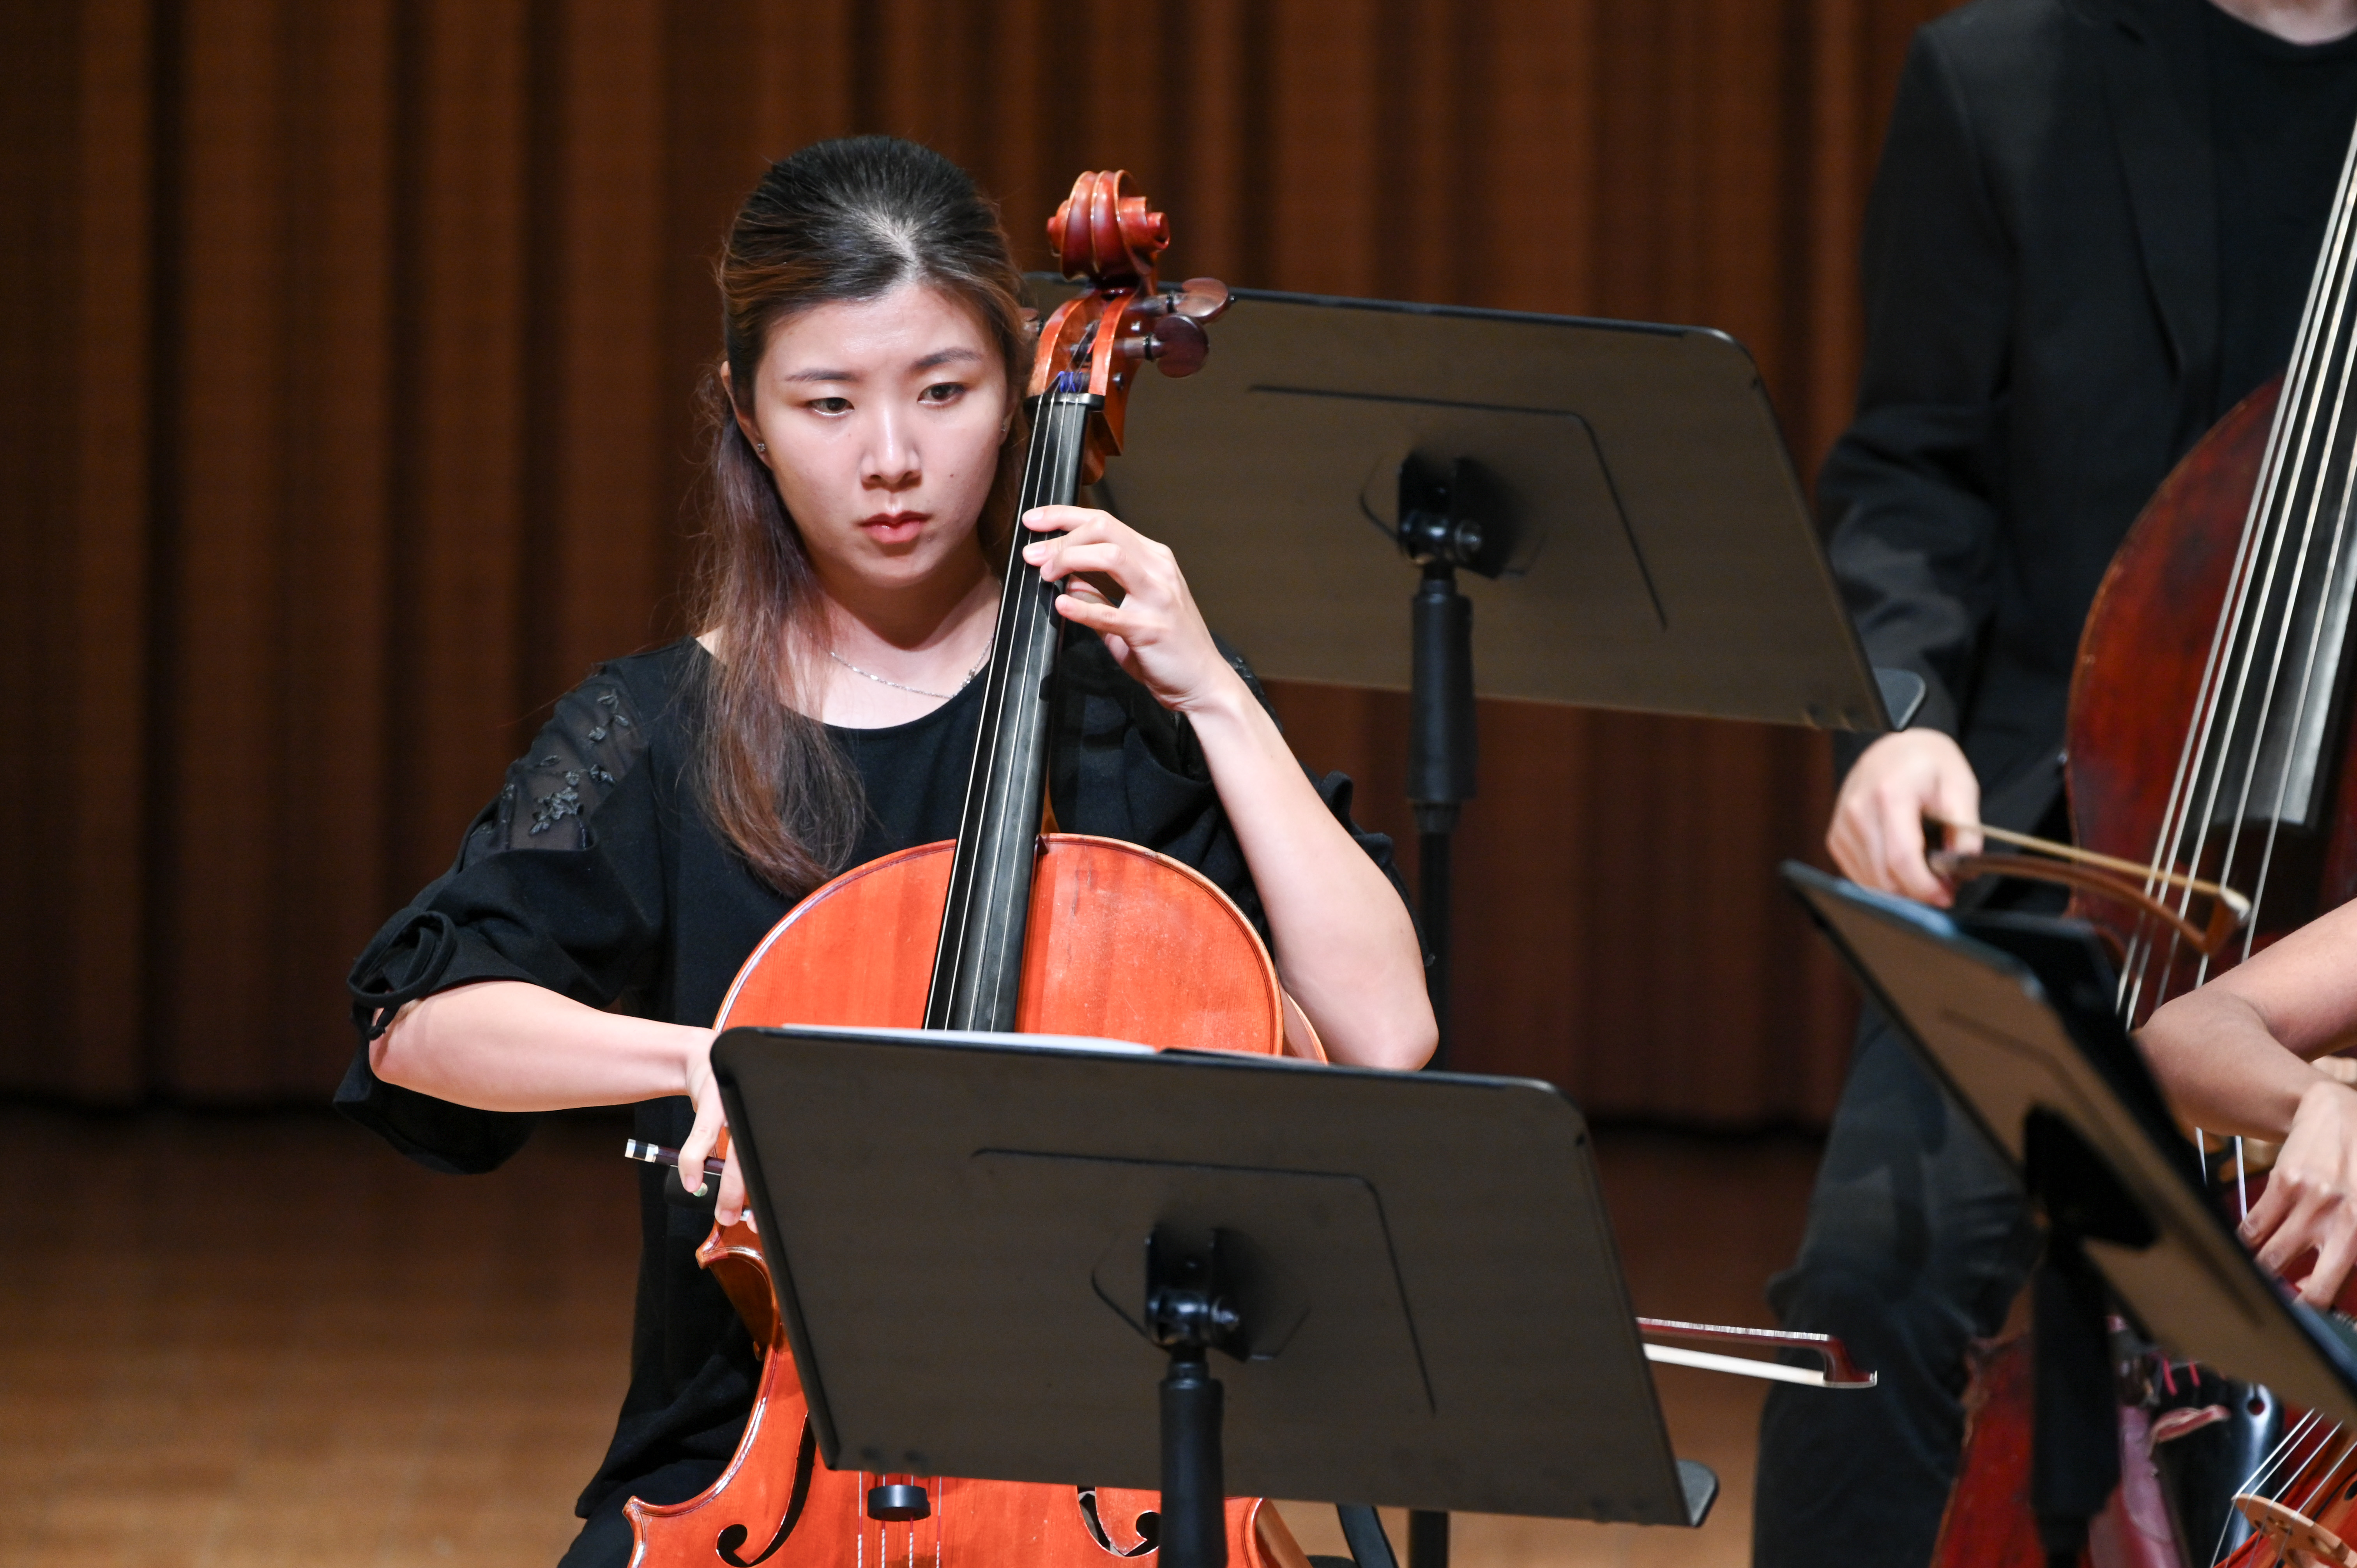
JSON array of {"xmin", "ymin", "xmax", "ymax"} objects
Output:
[
  {"xmin": 624, "ymin": 171, "xmax": 1319, "ymax": 1568},
  {"xmin": 1928, "ymin": 108, "xmax": 2357, "ymax": 1568}
]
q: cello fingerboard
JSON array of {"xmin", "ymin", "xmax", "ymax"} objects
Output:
[{"xmin": 925, "ymin": 378, "xmax": 1097, "ymax": 1032}]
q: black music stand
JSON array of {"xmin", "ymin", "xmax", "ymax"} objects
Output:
[
  {"xmin": 1783, "ymin": 864, "xmax": 2357, "ymax": 1562},
  {"xmin": 1028, "ymin": 278, "xmax": 1904, "ymax": 1562},
  {"xmin": 1030, "ymin": 274, "xmax": 1902, "ymax": 1042},
  {"xmin": 711, "ymin": 1023, "xmax": 1719, "ymax": 1568}
]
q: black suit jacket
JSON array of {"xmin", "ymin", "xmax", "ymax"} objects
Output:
[{"xmin": 1825, "ymin": 0, "xmax": 2226, "ymax": 828}]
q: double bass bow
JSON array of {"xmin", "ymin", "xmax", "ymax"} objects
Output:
[{"xmin": 625, "ymin": 169, "xmax": 1317, "ymax": 1568}]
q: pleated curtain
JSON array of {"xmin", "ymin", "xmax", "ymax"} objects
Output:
[{"xmin": 1, "ymin": 0, "xmax": 1959, "ymax": 1121}]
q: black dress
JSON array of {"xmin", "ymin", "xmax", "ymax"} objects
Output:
[{"xmin": 338, "ymin": 633, "xmax": 1406, "ymax": 1562}]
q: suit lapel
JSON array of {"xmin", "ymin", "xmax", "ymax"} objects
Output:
[{"xmin": 2093, "ymin": 0, "xmax": 2217, "ymax": 390}]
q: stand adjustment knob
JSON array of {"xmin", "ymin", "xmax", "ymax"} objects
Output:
[{"xmin": 867, "ymin": 1483, "xmax": 930, "ymax": 1522}]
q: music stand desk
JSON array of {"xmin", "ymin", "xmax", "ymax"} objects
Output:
[
  {"xmin": 713, "ymin": 1023, "xmax": 1717, "ymax": 1528},
  {"xmin": 1783, "ymin": 864, "xmax": 2357, "ymax": 1423}
]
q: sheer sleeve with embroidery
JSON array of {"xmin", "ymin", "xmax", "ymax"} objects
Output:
[{"xmin": 337, "ymin": 663, "xmax": 670, "ymax": 1174}]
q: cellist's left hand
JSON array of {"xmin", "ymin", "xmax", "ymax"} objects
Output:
[
  {"xmin": 1021, "ymin": 505, "xmax": 1239, "ymax": 714},
  {"xmin": 2243, "ymin": 1074, "xmax": 2357, "ymax": 1308}
]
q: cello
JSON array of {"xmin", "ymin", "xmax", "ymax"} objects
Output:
[
  {"xmin": 625, "ymin": 169, "xmax": 1318, "ymax": 1568},
  {"xmin": 1924, "ymin": 106, "xmax": 2357, "ymax": 1568}
]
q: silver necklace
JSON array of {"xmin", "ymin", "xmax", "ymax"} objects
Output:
[{"xmin": 827, "ymin": 647, "xmax": 987, "ymax": 701}]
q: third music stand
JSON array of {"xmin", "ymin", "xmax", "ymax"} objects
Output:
[{"xmin": 1028, "ymin": 278, "xmax": 1902, "ymax": 1563}]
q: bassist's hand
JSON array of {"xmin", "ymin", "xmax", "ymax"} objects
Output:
[{"xmin": 1828, "ymin": 729, "xmax": 1982, "ymax": 906}]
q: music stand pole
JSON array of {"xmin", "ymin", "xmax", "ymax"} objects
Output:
[
  {"xmin": 1399, "ymin": 464, "xmax": 1497, "ymax": 1568},
  {"xmin": 1409, "ymin": 559, "xmax": 1474, "ymax": 1072}
]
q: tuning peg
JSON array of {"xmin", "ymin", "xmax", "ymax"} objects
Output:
[
  {"xmin": 1171, "ymin": 277, "xmax": 1230, "ymax": 322},
  {"xmin": 1147, "ymin": 313, "xmax": 1209, "ymax": 377}
]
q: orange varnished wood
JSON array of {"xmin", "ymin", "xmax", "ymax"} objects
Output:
[
  {"xmin": 715, "ymin": 834, "xmax": 1285, "ymax": 1050},
  {"xmin": 629, "ymin": 833, "xmax": 1288, "ymax": 1565}
]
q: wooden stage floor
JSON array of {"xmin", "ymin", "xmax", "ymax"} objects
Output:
[{"xmin": 0, "ymin": 1105, "xmax": 1820, "ymax": 1568}]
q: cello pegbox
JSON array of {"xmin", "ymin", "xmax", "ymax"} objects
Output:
[
  {"xmin": 1047, "ymin": 170, "xmax": 1168, "ymax": 284},
  {"xmin": 1031, "ymin": 173, "xmax": 1221, "ymax": 469}
]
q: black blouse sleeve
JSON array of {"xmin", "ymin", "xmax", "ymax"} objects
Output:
[
  {"xmin": 1046, "ymin": 628, "xmax": 1417, "ymax": 950},
  {"xmin": 337, "ymin": 659, "xmax": 677, "ymax": 1174}
]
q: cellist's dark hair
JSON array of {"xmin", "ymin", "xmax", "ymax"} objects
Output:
[{"xmin": 690, "ymin": 136, "xmax": 1030, "ymax": 896}]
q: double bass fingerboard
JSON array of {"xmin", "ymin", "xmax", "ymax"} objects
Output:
[{"xmin": 924, "ymin": 375, "xmax": 1098, "ymax": 1032}]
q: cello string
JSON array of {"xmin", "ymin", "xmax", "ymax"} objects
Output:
[
  {"xmin": 2270, "ymin": 1414, "xmax": 2357, "ymax": 1527},
  {"xmin": 994, "ymin": 380, "xmax": 1085, "ymax": 1003},
  {"xmin": 934, "ymin": 380, "xmax": 1058, "ymax": 1020},
  {"xmin": 2126, "ymin": 284, "xmax": 2315, "ymax": 1006},
  {"xmin": 968, "ymin": 383, "xmax": 1081, "ymax": 1020},
  {"xmin": 936, "ymin": 378, "xmax": 1072, "ymax": 1022}
]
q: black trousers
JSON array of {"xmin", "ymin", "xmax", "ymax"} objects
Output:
[{"xmin": 1752, "ymin": 1011, "xmax": 2042, "ymax": 1568}]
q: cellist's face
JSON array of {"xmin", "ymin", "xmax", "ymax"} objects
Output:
[{"xmin": 734, "ymin": 282, "xmax": 1011, "ymax": 599}]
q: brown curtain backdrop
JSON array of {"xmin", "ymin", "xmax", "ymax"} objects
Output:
[{"xmin": 4, "ymin": 0, "xmax": 1958, "ymax": 1119}]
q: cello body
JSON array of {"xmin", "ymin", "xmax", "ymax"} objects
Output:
[{"xmin": 627, "ymin": 836, "xmax": 1307, "ymax": 1568}]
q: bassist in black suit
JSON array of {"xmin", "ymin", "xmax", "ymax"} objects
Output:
[{"xmin": 1759, "ymin": 1, "xmax": 2357, "ymax": 1562}]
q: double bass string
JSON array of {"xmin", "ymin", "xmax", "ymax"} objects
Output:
[
  {"xmin": 2217, "ymin": 1408, "xmax": 2339, "ymax": 1563},
  {"xmin": 2239, "ymin": 145, "xmax": 2357, "ymax": 975},
  {"xmin": 2114, "ymin": 124, "xmax": 2357, "ymax": 1550},
  {"xmin": 2126, "ymin": 115, "xmax": 2357, "ymax": 1023},
  {"xmin": 2206, "ymin": 146, "xmax": 2357, "ymax": 970},
  {"xmin": 2193, "ymin": 119, "xmax": 2357, "ymax": 1537},
  {"xmin": 2132, "ymin": 112, "xmax": 2357, "ymax": 1006},
  {"xmin": 2172, "ymin": 112, "xmax": 2357, "ymax": 963},
  {"xmin": 2133, "ymin": 193, "xmax": 2339, "ymax": 1012}
]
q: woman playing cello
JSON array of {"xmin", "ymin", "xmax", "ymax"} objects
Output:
[{"xmin": 337, "ymin": 136, "xmax": 1435, "ymax": 1566}]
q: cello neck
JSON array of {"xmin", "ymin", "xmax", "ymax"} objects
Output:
[{"xmin": 924, "ymin": 375, "xmax": 1097, "ymax": 1031}]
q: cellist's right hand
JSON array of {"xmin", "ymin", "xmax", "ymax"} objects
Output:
[{"xmin": 1828, "ymin": 729, "xmax": 1982, "ymax": 907}]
